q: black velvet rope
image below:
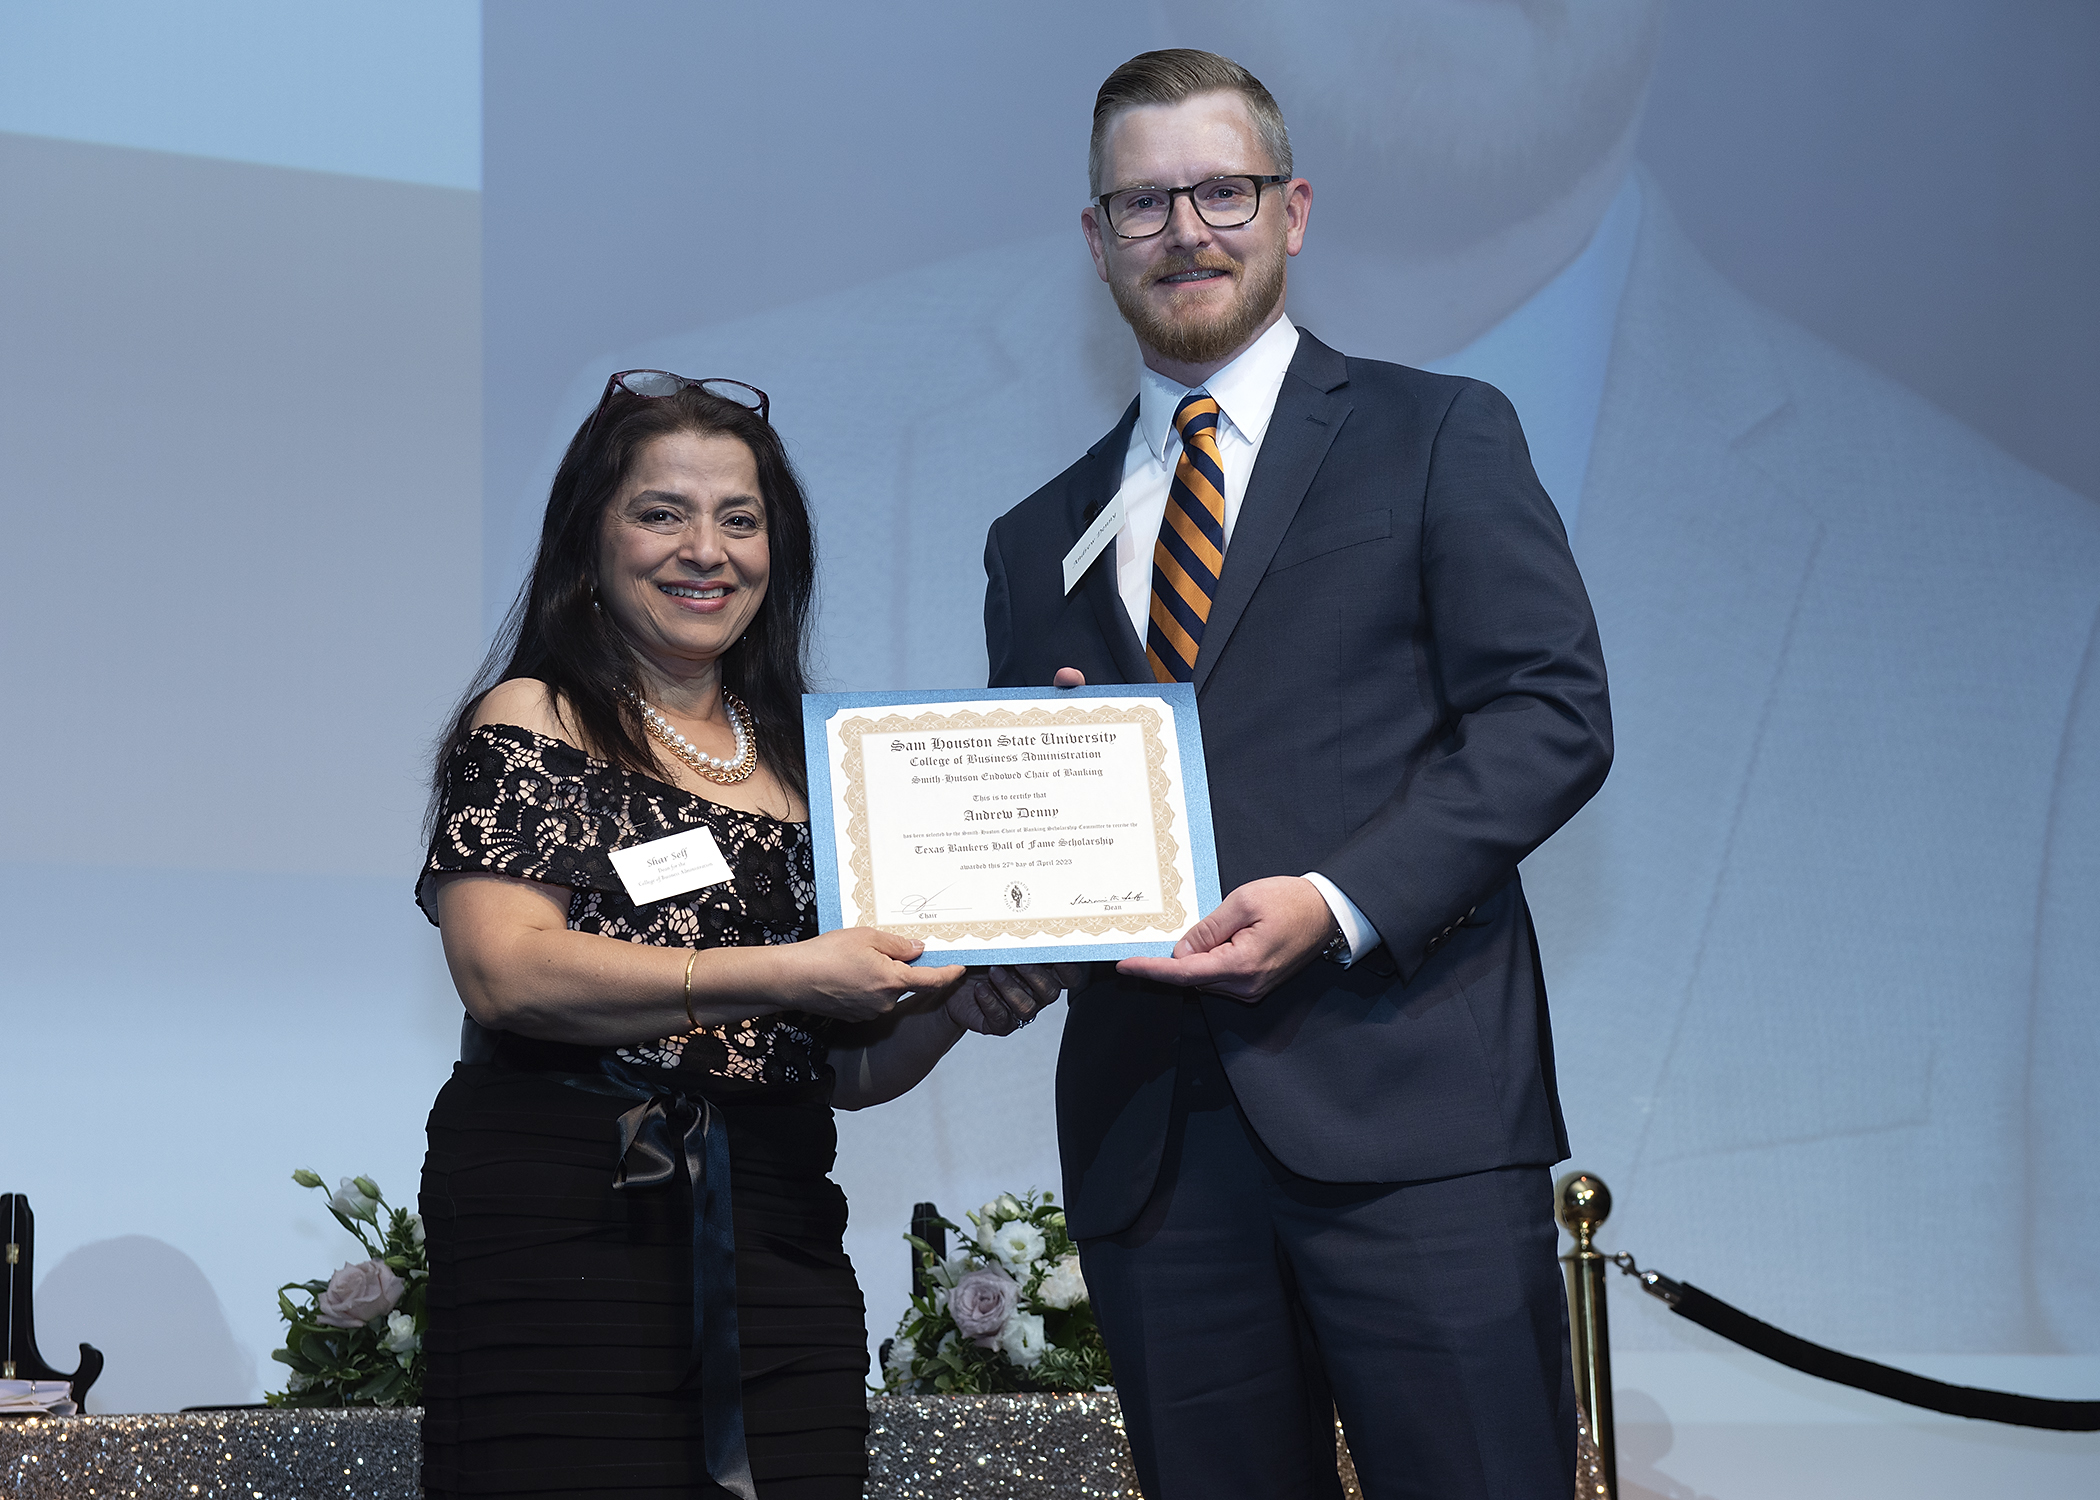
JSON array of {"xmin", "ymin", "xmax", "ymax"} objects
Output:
[{"xmin": 1619, "ymin": 1260, "xmax": 2100, "ymax": 1432}]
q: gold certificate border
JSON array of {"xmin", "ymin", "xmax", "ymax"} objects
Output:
[{"xmin": 836, "ymin": 703, "xmax": 1185, "ymax": 942}]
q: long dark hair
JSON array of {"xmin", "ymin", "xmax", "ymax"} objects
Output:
[{"xmin": 429, "ymin": 384, "xmax": 817, "ymax": 825}]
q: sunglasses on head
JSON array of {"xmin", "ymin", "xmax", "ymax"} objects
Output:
[{"xmin": 581, "ymin": 370, "xmax": 770, "ymax": 442}]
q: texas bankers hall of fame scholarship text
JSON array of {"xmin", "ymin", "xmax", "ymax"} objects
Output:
[{"xmin": 801, "ymin": 686, "xmax": 1222, "ymax": 966}]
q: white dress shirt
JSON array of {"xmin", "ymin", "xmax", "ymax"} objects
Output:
[{"xmin": 1107, "ymin": 314, "xmax": 1380, "ymax": 964}]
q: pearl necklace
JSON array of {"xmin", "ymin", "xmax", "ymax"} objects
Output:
[{"xmin": 630, "ymin": 688, "xmax": 759, "ymax": 785}]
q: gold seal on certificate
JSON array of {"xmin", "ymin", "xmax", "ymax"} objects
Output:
[{"xmin": 801, "ymin": 686, "xmax": 1222, "ymax": 965}]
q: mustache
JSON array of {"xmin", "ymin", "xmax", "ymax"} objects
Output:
[{"xmin": 1145, "ymin": 251, "xmax": 1240, "ymax": 287}]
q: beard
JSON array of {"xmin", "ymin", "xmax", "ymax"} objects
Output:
[{"xmin": 1109, "ymin": 240, "xmax": 1290, "ymax": 366}]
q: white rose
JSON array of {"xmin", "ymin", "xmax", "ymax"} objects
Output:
[
  {"xmin": 1036, "ymin": 1253, "xmax": 1088, "ymax": 1310},
  {"xmin": 973, "ymin": 1195, "xmax": 1026, "ymax": 1242},
  {"xmin": 988, "ymin": 1220, "xmax": 1046, "ymax": 1272},
  {"xmin": 330, "ymin": 1177, "xmax": 380, "ymax": 1224},
  {"xmin": 315, "ymin": 1259, "xmax": 404, "ymax": 1328},
  {"xmin": 405, "ymin": 1213, "xmax": 426, "ymax": 1247},
  {"xmin": 382, "ymin": 1310, "xmax": 419, "ymax": 1361},
  {"xmin": 928, "ymin": 1252, "xmax": 972, "ymax": 1289},
  {"xmin": 884, "ymin": 1337, "xmax": 915, "ymax": 1382},
  {"xmin": 997, "ymin": 1311, "xmax": 1046, "ymax": 1368},
  {"xmin": 286, "ymin": 1371, "xmax": 312, "ymax": 1393}
]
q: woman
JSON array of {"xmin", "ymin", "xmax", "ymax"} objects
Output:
[{"xmin": 415, "ymin": 371, "xmax": 1035, "ymax": 1500}]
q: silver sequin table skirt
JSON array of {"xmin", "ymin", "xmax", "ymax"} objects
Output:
[{"xmin": 0, "ymin": 1396, "xmax": 1600, "ymax": 1497}]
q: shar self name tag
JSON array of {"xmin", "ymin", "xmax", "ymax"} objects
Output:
[{"xmin": 608, "ymin": 824, "xmax": 734, "ymax": 906}]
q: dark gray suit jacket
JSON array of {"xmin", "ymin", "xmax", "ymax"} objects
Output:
[{"xmin": 983, "ymin": 330, "xmax": 1613, "ymax": 1238}]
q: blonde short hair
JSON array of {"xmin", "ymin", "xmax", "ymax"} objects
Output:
[{"xmin": 1089, "ymin": 49, "xmax": 1292, "ymax": 198}]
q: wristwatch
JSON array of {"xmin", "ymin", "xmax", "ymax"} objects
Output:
[{"xmin": 1318, "ymin": 915, "xmax": 1351, "ymax": 966}]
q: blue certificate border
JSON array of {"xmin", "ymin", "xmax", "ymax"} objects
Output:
[{"xmin": 801, "ymin": 684, "xmax": 1220, "ymax": 965}]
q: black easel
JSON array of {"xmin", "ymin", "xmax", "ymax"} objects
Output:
[
  {"xmin": 3, "ymin": 1194, "xmax": 103, "ymax": 1412},
  {"xmin": 909, "ymin": 1201, "xmax": 947, "ymax": 1296},
  {"xmin": 879, "ymin": 1201, "xmax": 952, "ymax": 1375}
]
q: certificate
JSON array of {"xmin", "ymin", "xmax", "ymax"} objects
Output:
[{"xmin": 801, "ymin": 685, "xmax": 1221, "ymax": 965}]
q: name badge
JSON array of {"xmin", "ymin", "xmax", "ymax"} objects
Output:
[
  {"xmin": 608, "ymin": 824, "xmax": 734, "ymax": 906},
  {"xmin": 1062, "ymin": 492, "xmax": 1125, "ymax": 595}
]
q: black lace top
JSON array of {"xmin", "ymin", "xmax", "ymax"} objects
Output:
[{"xmin": 419, "ymin": 723, "xmax": 830, "ymax": 1090}]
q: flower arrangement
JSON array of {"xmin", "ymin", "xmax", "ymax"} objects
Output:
[
  {"xmin": 880, "ymin": 1189, "xmax": 1112, "ymax": 1394},
  {"xmin": 266, "ymin": 1170, "xmax": 428, "ymax": 1408}
]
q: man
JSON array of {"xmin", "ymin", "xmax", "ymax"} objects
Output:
[{"xmin": 971, "ymin": 50, "xmax": 1612, "ymax": 1498}]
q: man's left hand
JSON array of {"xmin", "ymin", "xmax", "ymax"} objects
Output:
[
  {"xmin": 946, "ymin": 962, "xmax": 1093, "ymax": 1035},
  {"xmin": 1116, "ymin": 876, "xmax": 1336, "ymax": 1003}
]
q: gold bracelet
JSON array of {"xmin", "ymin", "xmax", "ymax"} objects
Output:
[{"xmin": 682, "ymin": 949, "xmax": 700, "ymax": 1031}]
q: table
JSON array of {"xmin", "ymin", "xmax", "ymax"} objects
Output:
[{"xmin": 2, "ymin": 1395, "xmax": 1596, "ymax": 1496}]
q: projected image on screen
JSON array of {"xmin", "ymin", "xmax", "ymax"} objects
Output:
[{"xmin": 488, "ymin": 0, "xmax": 2099, "ymax": 1366}]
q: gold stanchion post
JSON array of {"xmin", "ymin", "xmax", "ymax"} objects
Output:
[{"xmin": 1556, "ymin": 1172, "xmax": 1616, "ymax": 1499}]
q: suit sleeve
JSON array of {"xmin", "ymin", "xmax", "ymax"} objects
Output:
[{"xmin": 1318, "ymin": 379, "xmax": 1613, "ymax": 981}]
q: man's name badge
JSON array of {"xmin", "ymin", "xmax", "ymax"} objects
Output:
[
  {"xmin": 608, "ymin": 824, "xmax": 734, "ymax": 906},
  {"xmin": 1061, "ymin": 492, "xmax": 1125, "ymax": 595}
]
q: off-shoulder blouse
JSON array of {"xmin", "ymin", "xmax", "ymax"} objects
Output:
[{"xmin": 419, "ymin": 723, "xmax": 830, "ymax": 1090}]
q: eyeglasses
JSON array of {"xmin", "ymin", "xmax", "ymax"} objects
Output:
[
  {"xmin": 582, "ymin": 370, "xmax": 770, "ymax": 441},
  {"xmin": 1096, "ymin": 175, "xmax": 1290, "ymax": 240}
]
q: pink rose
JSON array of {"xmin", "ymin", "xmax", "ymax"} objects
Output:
[
  {"xmin": 315, "ymin": 1259, "xmax": 405, "ymax": 1329},
  {"xmin": 949, "ymin": 1267, "xmax": 1019, "ymax": 1346}
]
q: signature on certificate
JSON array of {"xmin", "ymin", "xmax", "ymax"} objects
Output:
[
  {"xmin": 898, "ymin": 887, "xmax": 969, "ymax": 917},
  {"xmin": 1069, "ymin": 891, "xmax": 1146, "ymax": 907}
]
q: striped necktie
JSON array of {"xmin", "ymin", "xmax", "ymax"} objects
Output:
[{"xmin": 1147, "ymin": 392, "xmax": 1226, "ymax": 683}]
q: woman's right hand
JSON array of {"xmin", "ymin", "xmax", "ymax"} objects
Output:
[{"xmin": 783, "ymin": 927, "xmax": 966, "ymax": 1022}]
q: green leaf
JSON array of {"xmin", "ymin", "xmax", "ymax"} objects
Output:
[
  {"xmin": 349, "ymin": 1364, "xmax": 399, "ymax": 1402},
  {"xmin": 293, "ymin": 1325, "xmax": 341, "ymax": 1368}
]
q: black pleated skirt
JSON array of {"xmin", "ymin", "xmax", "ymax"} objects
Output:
[{"xmin": 419, "ymin": 1057, "xmax": 869, "ymax": 1499}]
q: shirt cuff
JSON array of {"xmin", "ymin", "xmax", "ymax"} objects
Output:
[{"xmin": 1302, "ymin": 872, "xmax": 1381, "ymax": 967}]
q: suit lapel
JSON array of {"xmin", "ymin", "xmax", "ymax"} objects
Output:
[
  {"xmin": 1072, "ymin": 399, "xmax": 1151, "ymax": 684},
  {"xmin": 1192, "ymin": 332, "xmax": 1351, "ymax": 694}
]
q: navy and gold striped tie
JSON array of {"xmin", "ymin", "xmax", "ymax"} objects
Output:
[{"xmin": 1147, "ymin": 393, "xmax": 1227, "ymax": 683}]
